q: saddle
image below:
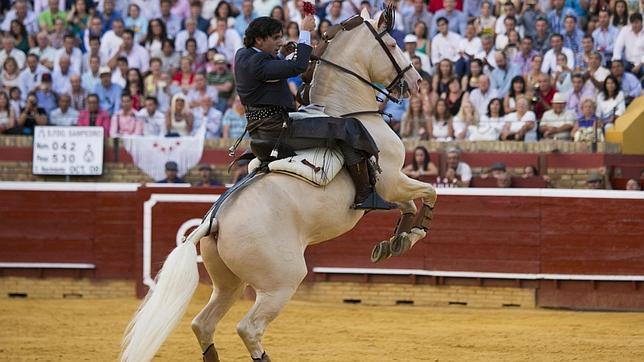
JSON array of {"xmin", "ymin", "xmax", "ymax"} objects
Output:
[{"xmin": 248, "ymin": 147, "xmax": 345, "ymax": 187}]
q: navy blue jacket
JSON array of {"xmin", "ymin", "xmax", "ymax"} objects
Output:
[{"xmin": 234, "ymin": 44, "xmax": 313, "ymax": 111}]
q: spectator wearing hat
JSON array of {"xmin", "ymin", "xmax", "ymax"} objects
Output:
[
  {"xmin": 482, "ymin": 162, "xmax": 512, "ymax": 188},
  {"xmin": 157, "ymin": 161, "xmax": 187, "ymax": 183},
  {"xmin": 431, "ymin": 0, "xmax": 467, "ymax": 37},
  {"xmin": 207, "ymin": 54, "xmax": 235, "ymax": 112},
  {"xmin": 431, "ymin": 17, "xmax": 463, "ymax": 68},
  {"xmin": 539, "ymin": 92, "xmax": 575, "ymax": 140},
  {"xmin": 403, "ymin": 34, "xmax": 431, "ymax": 75},
  {"xmin": 95, "ymin": 66, "xmax": 122, "ymax": 116},
  {"xmin": 78, "ymin": 93, "xmax": 111, "ymax": 136},
  {"xmin": 586, "ymin": 170, "xmax": 610, "ymax": 190},
  {"xmin": 49, "ymin": 94, "xmax": 79, "ymax": 126},
  {"xmin": 444, "ymin": 146, "xmax": 472, "ymax": 187},
  {"xmin": 194, "ymin": 164, "xmax": 222, "ymax": 187}
]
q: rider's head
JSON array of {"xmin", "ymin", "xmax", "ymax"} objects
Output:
[{"xmin": 244, "ymin": 17, "xmax": 284, "ymax": 56}]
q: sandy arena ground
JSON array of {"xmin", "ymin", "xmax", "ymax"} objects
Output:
[{"xmin": 1, "ymin": 284, "xmax": 644, "ymax": 361}]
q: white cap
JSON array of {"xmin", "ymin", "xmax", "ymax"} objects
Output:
[
  {"xmin": 99, "ymin": 66, "xmax": 112, "ymax": 75},
  {"xmin": 552, "ymin": 92, "xmax": 567, "ymax": 104},
  {"xmin": 403, "ymin": 34, "xmax": 418, "ymax": 43}
]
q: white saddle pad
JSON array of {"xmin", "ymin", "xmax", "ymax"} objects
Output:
[{"xmin": 248, "ymin": 147, "xmax": 344, "ymax": 187}]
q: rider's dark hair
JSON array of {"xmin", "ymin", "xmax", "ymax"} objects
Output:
[{"xmin": 244, "ymin": 17, "xmax": 283, "ymax": 48}]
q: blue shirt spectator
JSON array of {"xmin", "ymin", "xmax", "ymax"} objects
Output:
[
  {"xmin": 430, "ymin": 0, "xmax": 467, "ymax": 37},
  {"xmin": 592, "ymin": 25, "xmax": 618, "ymax": 61},
  {"xmin": 462, "ymin": 0, "xmax": 482, "ymax": 19},
  {"xmin": 617, "ymin": 71, "xmax": 642, "ymax": 100},
  {"xmin": 94, "ymin": 67, "xmax": 122, "ymax": 116},
  {"xmin": 234, "ymin": 0, "xmax": 257, "ymax": 36},
  {"xmin": 222, "ymin": 97, "xmax": 248, "ymax": 140},
  {"xmin": 490, "ymin": 52, "xmax": 521, "ymax": 97},
  {"xmin": 562, "ymin": 28, "xmax": 584, "ymax": 54},
  {"xmin": 547, "ymin": 2, "xmax": 577, "ymax": 35}
]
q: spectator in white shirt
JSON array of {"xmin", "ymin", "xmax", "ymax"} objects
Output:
[
  {"xmin": 541, "ymin": 33, "xmax": 574, "ymax": 75},
  {"xmin": 131, "ymin": 0, "xmax": 162, "ymax": 20},
  {"xmin": 52, "ymin": 55, "xmax": 75, "ymax": 95},
  {"xmin": 29, "ymin": 32, "xmax": 57, "ymax": 70},
  {"xmin": 403, "ymin": 34, "xmax": 431, "ymax": 75},
  {"xmin": 475, "ymin": 34, "xmax": 497, "ymax": 70},
  {"xmin": 445, "ymin": 146, "xmax": 472, "ymax": 187},
  {"xmin": 54, "ymin": 35, "xmax": 83, "ymax": 75},
  {"xmin": 502, "ymin": 96, "xmax": 538, "ymax": 141},
  {"xmin": 137, "ymin": 96, "xmax": 167, "ymax": 136},
  {"xmin": 19, "ymin": 54, "xmax": 48, "ymax": 97},
  {"xmin": 100, "ymin": 19, "xmax": 125, "ymax": 64},
  {"xmin": 431, "ymin": 17, "xmax": 463, "ymax": 66},
  {"xmin": 208, "ymin": 17, "xmax": 243, "ymax": 64},
  {"xmin": 192, "ymin": 96, "xmax": 223, "ymax": 139},
  {"xmin": 1, "ymin": 0, "xmax": 39, "ymax": 34},
  {"xmin": 107, "ymin": 29, "xmax": 150, "ymax": 73},
  {"xmin": 0, "ymin": 35, "xmax": 26, "ymax": 70},
  {"xmin": 469, "ymin": 75, "xmax": 499, "ymax": 117},
  {"xmin": 176, "ymin": 18, "xmax": 209, "ymax": 55},
  {"xmin": 539, "ymin": 92, "xmax": 575, "ymax": 140},
  {"xmin": 612, "ymin": 13, "xmax": 644, "ymax": 78},
  {"xmin": 49, "ymin": 94, "xmax": 79, "ymax": 126}
]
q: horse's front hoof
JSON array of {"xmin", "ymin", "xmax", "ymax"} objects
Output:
[
  {"xmin": 371, "ymin": 240, "xmax": 391, "ymax": 263},
  {"xmin": 390, "ymin": 232, "xmax": 412, "ymax": 256}
]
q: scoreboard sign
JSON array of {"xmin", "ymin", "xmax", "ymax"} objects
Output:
[{"xmin": 32, "ymin": 126, "xmax": 104, "ymax": 176}]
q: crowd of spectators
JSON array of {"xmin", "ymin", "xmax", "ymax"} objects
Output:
[
  {"xmin": 0, "ymin": 0, "xmax": 641, "ymax": 188},
  {"xmin": 0, "ymin": 0, "xmax": 640, "ymax": 141}
]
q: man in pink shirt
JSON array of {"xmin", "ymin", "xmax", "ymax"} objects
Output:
[
  {"xmin": 109, "ymin": 92, "xmax": 143, "ymax": 137},
  {"xmin": 77, "ymin": 94, "xmax": 111, "ymax": 136}
]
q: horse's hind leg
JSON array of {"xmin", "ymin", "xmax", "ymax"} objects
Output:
[
  {"xmin": 235, "ymin": 255, "xmax": 308, "ymax": 361},
  {"xmin": 192, "ymin": 234, "xmax": 244, "ymax": 362}
]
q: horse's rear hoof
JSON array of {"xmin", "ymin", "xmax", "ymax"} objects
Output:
[
  {"xmin": 371, "ymin": 240, "xmax": 391, "ymax": 263},
  {"xmin": 252, "ymin": 352, "xmax": 272, "ymax": 362},
  {"xmin": 390, "ymin": 233, "xmax": 412, "ymax": 256}
]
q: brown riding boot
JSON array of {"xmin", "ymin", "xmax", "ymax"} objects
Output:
[{"xmin": 347, "ymin": 160, "xmax": 395, "ymax": 210}]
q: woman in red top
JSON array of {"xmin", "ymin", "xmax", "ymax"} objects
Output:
[
  {"xmin": 125, "ymin": 68, "xmax": 144, "ymax": 110},
  {"xmin": 172, "ymin": 56, "xmax": 195, "ymax": 93}
]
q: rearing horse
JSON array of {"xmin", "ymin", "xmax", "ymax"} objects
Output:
[{"xmin": 121, "ymin": 9, "xmax": 437, "ymax": 362}]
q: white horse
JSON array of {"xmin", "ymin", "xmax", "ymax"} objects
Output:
[{"xmin": 121, "ymin": 9, "xmax": 437, "ymax": 362}]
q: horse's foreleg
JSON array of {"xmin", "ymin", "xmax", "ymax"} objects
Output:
[
  {"xmin": 379, "ymin": 173, "xmax": 438, "ymax": 257},
  {"xmin": 192, "ymin": 235, "xmax": 244, "ymax": 362},
  {"xmin": 371, "ymin": 200, "xmax": 417, "ymax": 262}
]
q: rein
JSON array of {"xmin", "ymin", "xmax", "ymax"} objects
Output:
[{"xmin": 301, "ymin": 15, "xmax": 413, "ymax": 106}]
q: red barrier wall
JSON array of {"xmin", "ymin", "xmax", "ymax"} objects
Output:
[{"xmin": 1, "ymin": 183, "xmax": 643, "ymax": 309}]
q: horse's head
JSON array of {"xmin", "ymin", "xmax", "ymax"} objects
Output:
[{"xmin": 322, "ymin": 7, "xmax": 421, "ymax": 101}]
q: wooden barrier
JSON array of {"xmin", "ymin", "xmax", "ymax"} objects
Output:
[{"xmin": 1, "ymin": 182, "xmax": 643, "ymax": 309}]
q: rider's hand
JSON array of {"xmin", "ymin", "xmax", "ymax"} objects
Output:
[{"xmin": 301, "ymin": 15, "xmax": 316, "ymax": 33}]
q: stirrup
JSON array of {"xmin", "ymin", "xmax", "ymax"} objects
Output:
[{"xmin": 352, "ymin": 192, "xmax": 396, "ymax": 210}]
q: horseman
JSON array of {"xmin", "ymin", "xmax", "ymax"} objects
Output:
[{"xmin": 234, "ymin": 16, "xmax": 391, "ymax": 210}]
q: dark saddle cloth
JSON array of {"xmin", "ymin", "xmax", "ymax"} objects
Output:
[{"xmin": 249, "ymin": 112, "xmax": 380, "ymax": 162}]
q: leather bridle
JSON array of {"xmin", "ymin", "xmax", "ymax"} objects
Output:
[{"xmin": 308, "ymin": 15, "xmax": 414, "ymax": 105}]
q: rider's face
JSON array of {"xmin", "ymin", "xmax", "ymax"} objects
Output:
[{"xmin": 256, "ymin": 32, "xmax": 284, "ymax": 57}]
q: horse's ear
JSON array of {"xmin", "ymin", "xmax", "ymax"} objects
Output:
[
  {"xmin": 377, "ymin": 2, "xmax": 395, "ymax": 33},
  {"xmin": 360, "ymin": 8, "xmax": 371, "ymax": 20}
]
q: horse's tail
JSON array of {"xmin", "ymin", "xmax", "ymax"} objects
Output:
[{"xmin": 120, "ymin": 213, "xmax": 217, "ymax": 362}]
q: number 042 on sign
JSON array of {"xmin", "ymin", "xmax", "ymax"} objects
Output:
[{"xmin": 32, "ymin": 126, "xmax": 104, "ymax": 176}]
